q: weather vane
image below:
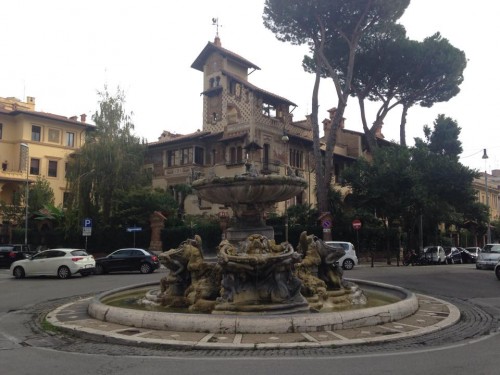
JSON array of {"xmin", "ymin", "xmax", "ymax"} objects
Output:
[{"xmin": 212, "ymin": 17, "xmax": 222, "ymax": 36}]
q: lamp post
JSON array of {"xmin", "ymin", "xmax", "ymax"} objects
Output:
[
  {"xmin": 20, "ymin": 143, "xmax": 29, "ymax": 245},
  {"xmin": 482, "ymin": 149, "xmax": 491, "ymax": 244},
  {"xmin": 281, "ymin": 130, "xmax": 289, "ymax": 243}
]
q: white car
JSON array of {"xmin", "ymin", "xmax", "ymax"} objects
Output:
[
  {"xmin": 422, "ymin": 246, "xmax": 446, "ymax": 264},
  {"xmin": 476, "ymin": 244, "xmax": 500, "ymax": 270},
  {"xmin": 10, "ymin": 248, "xmax": 95, "ymax": 279},
  {"xmin": 324, "ymin": 241, "xmax": 358, "ymax": 270}
]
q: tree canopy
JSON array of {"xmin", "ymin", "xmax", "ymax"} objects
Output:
[
  {"xmin": 342, "ymin": 115, "xmax": 481, "ymax": 250},
  {"xmin": 65, "ymin": 86, "xmax": 149, "ymax": 227},
  {"xmin": 263, "ymin": 0, "xmax": 410, "ymax": 213}
]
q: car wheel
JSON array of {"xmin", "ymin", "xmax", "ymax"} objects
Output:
[
  {"xmin": 94, "ymin": 264, "xmax": 105, "ymax": 275},
  {"xmin": 140, "ymin": 263, "xmax": 152, "ymax": 274},
  {"xmin": 342, "ymin": 259, "xmax": 355, "ymax": 270},
  {"xmin": 495, "ymin": 267, "xmax": 500, "ymax": 281},
  {"xmin": 13, "ymin": 266, "xmax": 25, "ymax": 279},
  {"xmin": 57, "ymin": 266, "xmax": 71, "ymax": 279}
]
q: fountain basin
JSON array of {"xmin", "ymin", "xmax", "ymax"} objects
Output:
[
  {"xmin": 192, "ymin": 175, "xmax": 308, "ymax": 205},
  {"xmin": 88, "ymin": 279, "xmax": 418, "ymax": 334}
]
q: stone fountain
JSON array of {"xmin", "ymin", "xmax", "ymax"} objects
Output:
[
  {"xmin": 150, "ymin": 163, "xmax": 366, "ymax": 314},
  {"xmin": 87, "ymin": 162, "xmax": 419, "ymax": 334}
]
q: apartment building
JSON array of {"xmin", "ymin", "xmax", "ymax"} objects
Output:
[{"xmin": 0, "ymin": 96, "xmax": 92, "ymax": 209}]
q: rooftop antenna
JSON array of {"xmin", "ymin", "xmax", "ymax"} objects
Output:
[{"xmin": 212, "ymin": 17, "xmax": 222, "ymax": 36}]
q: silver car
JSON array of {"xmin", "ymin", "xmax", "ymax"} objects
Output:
[{"xmin": 476, "ymin": 244, "xmax": 500, "ymax": 270}]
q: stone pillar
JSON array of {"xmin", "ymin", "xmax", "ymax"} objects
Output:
[{"xmin": 149, "ymin": 211, "xmax": 167, "ymax": 253}]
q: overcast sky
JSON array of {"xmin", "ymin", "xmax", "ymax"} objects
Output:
[{"xmin": 1, "ymin": 1, "xmax": 497, "ymax": 172}]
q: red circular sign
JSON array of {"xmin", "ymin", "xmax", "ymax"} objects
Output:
[{"xmin": 352, "ymin": 219, "xmax": 362, "ymax": 230}]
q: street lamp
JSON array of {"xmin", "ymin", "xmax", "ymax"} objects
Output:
[
  {"xmin": 20, "ymin": 143, "xmax": 29, "ymax": 245},
  {"xmin": 482, "ymin": 149, "xmax": 491, "ymax": 244}
]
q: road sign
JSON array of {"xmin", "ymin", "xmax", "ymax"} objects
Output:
[
  {"xmin": 126, "ymin": 227, "xmax": 142, "ymax": 232},
  {"xmin": 322, "ymin": 220, "xmax": 331, "ymax": 229},
  {"xmin": 352, "ymin": 219, "xmax": 362, "ymax": 230},
  {"xmin": 82, "ymin": 218, "xmax": 92, "ymax": 237}
]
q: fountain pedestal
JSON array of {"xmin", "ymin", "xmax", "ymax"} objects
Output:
[{"xmin": 214, "ymin": 235, "xmax": 309, "ymax": 314}]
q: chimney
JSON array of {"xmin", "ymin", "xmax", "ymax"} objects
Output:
[{"xmin": 80, "ymin": 113, "xmax": 87, "ymax": 123}]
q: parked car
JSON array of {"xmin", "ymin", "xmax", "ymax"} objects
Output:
[
  {"xmin": 493, "ymin": 258, "xmax": 500, "ymax": 280},
  {"xmin": 0, "ymin": 244, "xmax": 33, "ymax": 268},
  {"xmin": 324, "ymin": 241, "xmax": 358, "ymax": 270},
  {"xmin": 94, "ymin": 248, "xmax": 160, "ymax": 274},
  {"xmin": 444, "ymin": 247, "xmax": 477, "ymax": 264},
  {"xmin": 422, "ymin": 246, "xmax": 446, "ymax": 264},
  {"xmin": 476, "ymin": 244, "xmax": 500, "ymax": 270},
  {"xmin": 10, "ymin": 248, "xmax": 95, "ymax": 279},
  {"xmin": 444, "ymin": 246, "xmax": 463, "ymax": 264},
  {"xmin": 465, "ymin": 247, "xmax": 481, "ymax": 258}
]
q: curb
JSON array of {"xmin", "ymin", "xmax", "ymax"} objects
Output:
[{"xmin": 45, "ymin": 293, "xmax": 460, "ymax": 350}]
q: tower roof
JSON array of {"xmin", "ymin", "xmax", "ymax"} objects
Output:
[{"xmin": 191, "ymin": 40, "xmax": 261, "ymax": 72}]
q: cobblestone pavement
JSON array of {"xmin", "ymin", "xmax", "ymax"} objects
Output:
[{"xmin": 15, "ymin": 291, "xmax": 492, "ymax": 357}]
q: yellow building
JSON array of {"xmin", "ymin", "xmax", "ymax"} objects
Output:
[
  {"xmin": 0, "ymin": 96, "xmax": 91, "ymax": 210},
  {"xmin": 474, "ymin": 170, "xmax": 500, "ymax": 221},
  {"xmin": 145, "ymin": 36, "xmax": 375, "ymax": 217}
]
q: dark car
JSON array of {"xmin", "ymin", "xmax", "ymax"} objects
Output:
[
  {"xmin": 0, "ymin": 244, "xmax": 32, "ymax": 268},
  {"xmin": 94, "ymin": 248, "xmax": 160, "ymax": 274},
  {"xmin": 444, "ymin": 246, "xmax": 477, "ymax": 264}
]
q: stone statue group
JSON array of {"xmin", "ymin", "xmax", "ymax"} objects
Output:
[{"xmin": 157, "ymin": 231, "xmax": 366, "ymax": 314}]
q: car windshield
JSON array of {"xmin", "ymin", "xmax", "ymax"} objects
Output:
[{"xmin": 482, "ymin": 245, "xmax": 500, "ymax": 253}]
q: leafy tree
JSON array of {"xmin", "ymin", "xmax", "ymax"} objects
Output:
[
  {"xmin": 65, "ymin": 86, "xmax": 148, "ymax": 228},
  {"xmin": 263, "ymin": 0, "xmax": 410, "ymax": 213},
  {"xmin": 111, "ymin": 187, "xmax": 178, "ymax": 228},
  {"xmin": 423, "ymin": 114, "xmax": 462, "ymax": 160},
  {"xmin": 28, "ymin": 176, "xmax": 55, "ymax": 213},
  {"xmin": 342, "ymin": 115, "xmax": 480, "ymax": 251}
]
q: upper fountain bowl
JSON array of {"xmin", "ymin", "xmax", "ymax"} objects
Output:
[{"xmin": 192, "ymin": 174, "xmax": 308, "ymax": 205}]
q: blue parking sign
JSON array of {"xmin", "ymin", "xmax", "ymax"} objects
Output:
[{"xmin": 83, "ymin": 218, "xmax": 92, "ymax": 228}]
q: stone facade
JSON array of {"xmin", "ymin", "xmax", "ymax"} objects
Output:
[{"xmin": 145, "ymin": 36, "xmax": 373, "ymax": 218}]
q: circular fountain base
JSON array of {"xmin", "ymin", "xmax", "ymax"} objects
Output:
[{"xmin": 88, "ymin": 279, "xmax": 419, "ymax": 334}]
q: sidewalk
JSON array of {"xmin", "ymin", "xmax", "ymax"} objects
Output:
[{"xmin": 46, "ymin": 293, "xmax": 459, "ymax": 350}]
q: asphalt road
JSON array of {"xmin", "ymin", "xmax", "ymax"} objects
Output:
[{"xmin": 1, "ymin": 263, "xmax": 499, "ymax": 375}]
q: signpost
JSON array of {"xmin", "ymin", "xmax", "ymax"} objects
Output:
[
  {"xmin": 82, "ymin": 218, "xmax": 92, "ymax": 251},
  {"xmin": 126, "ymin": 227, "xmax": 142, "ymax": 247},
  {"xmin": 352, "ymin": 219, "xmax": 362, "ymax": 255}
]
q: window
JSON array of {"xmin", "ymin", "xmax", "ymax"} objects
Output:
[
  {"xmin": 289, "ymin": 149, "xmax": 303, "ymax": 169},
  {"xmin": 32, "ymin": 125, "xmax": 41, "ymax": 141},
  {"xmin": 167, "ymin": 150, "xmax": 175, "ymax": 167},
  {"xmin": 181, "ymin": 148, "xmax": 191, "ymax": 165},
  {"xmin": 194, "ymin": 147, "xmax": 204, "ymax": 165},
  {"xmin": 66, "ymin": 132, "xmax": 75, "ymax": 147},
  {"xmin": 63, "ymin": 192, "xmax": 71, "ymax": 208},
  {"xmin": 48, "ymin": 160, "xmax": 58, "ymax": 177},
  {"xmin": 229, "ymin": 147, "xmax": 243, "ymax": 164},
  {"xmin": 48, "ymin": 129, "xmax": 60, "ymax": 143},
  {"xmin": 30, "ymin": 158, "xmax": 40, "ymax": 175}
]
